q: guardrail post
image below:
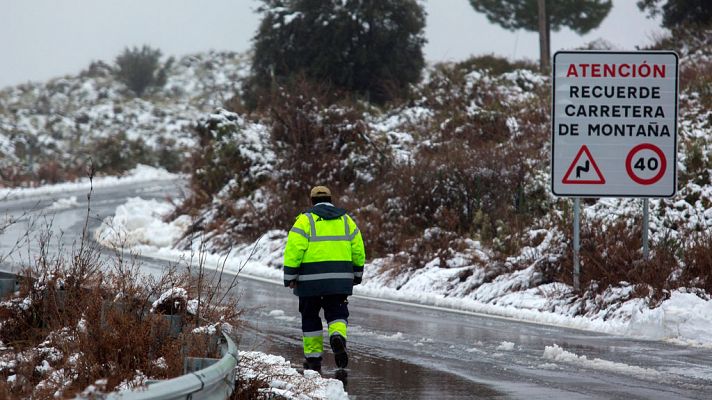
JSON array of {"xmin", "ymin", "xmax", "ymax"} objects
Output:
[
  {"xmin": 0, "ymin": 278, "xmax": 17, "ymax": 297},
  {"xmin": 0, "ymin": 271, "xmax": 19, "ymax": 298}
]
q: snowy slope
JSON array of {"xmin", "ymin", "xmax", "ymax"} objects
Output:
[
  {"xmin": 0, "ymin": 51, "xmax": 250, "ymax": 185},
  {"xmin": 96, "ymin": 196, "xmax": 712, "ymax": 347}
]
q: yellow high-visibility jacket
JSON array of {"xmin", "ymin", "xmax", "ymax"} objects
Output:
[{"xmin": 283, "ymin": 203, "xmax": 365, "ymax": 297}]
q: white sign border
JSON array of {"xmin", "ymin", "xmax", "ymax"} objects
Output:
[{"xmin": 550, "ymin": 50, "xmax": 679, "ymax": 198}]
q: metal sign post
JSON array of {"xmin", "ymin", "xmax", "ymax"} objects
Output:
[
  {"xmin": 642, "ymin": 199, "xmax": 650, "ymax": 260},
  {"xmin": 573, "ymin": 198, "xmax": 581, "ymax": 292}
]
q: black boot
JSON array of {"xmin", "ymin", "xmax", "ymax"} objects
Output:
[
  {"xmin": 303, "ymin": 356, "xmax": 322, "ymax": 371},
  {"xmin": 330, "ymin": 335, "xmax": 348, "ymax": 369}
]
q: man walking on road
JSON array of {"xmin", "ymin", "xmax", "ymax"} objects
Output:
[{"xmin": 283, "ymin": 186, "xmax": 366, "ymax": 371}]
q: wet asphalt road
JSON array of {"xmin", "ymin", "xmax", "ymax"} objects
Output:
[{"xmin": 2, "ymin": 180, "xmax": 712, "ymax": 399}]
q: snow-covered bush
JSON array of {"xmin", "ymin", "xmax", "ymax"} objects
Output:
[
  {"xmin": 356, "ymin": 61, "xmax": 551, "ymax": 262},
  {"xmin": 189, "ymin": 109, "xmax": 273, "ymax": 207},
  {"xmin": 179, "ymin": 81, "xmax": 390, "ymax": 249},
  {"xmin": 264, "ymin": 81, "xmax": 391, "ymax": 228}
]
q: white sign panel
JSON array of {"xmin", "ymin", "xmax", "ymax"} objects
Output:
[{"xmin": 551, "ymin": 51, "xmax": 679, "ymax": 197}]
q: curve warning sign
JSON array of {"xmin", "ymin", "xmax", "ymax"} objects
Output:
[{"xmin": 562, "ymin": 145, "xmax": 605, "ymax": 184}]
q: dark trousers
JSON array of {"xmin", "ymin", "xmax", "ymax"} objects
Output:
[
  {"xmin": 299, "ymin": 295, "xmax": 350, "ymax": 358},
  {"xmin": 299, "ymin": 294, "xmax": 350, "ymax": 333}
]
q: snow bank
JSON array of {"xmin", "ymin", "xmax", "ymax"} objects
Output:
[
  {"xmin": 496, "ymin": 341, "xmax": 515, "ymax": 351},
  {"xmin": 238, "ymin": 351, "xmax": 348, "ymax": 400},
  {"xmin": 46, "ymin": 196, "xmax": 79, "ymax": 210},
  {"xmin": 0, "ymin": 165, "xmax": 179, "ymax": 200},
  {"xmin": 95, "ymin": 196, "xmax": 190, "ymax": 249},
  {"xmin": 626, "ymin": 291, "xmax": 712, "ymax": 347},
  {"xmin": 543, "ymin": 344, "xmax": 662, "ymax": 379}
]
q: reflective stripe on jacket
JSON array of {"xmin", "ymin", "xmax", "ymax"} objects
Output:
[{"xmin": 283, "ymin": 205, "xmax": 365, "ymax": 297}]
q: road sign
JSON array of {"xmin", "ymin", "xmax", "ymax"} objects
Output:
[
  {"xmin": 562, "ymin": 145, "xmax": 605, "ymax": 184},
  {"xmin": 551, "ymin": 51, "xmax": 678, "ymax": 197},
  {"xmin": 625, "ymin": 143, "xmax": 667, "ymax": 185}
]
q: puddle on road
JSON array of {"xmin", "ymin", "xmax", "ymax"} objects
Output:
[
  {"xmin": 239, "ymin": 324, "xmax": 506, "ymax": 399},
  {"xmin": 232, "ymin": 277, "xmax": 508, "ymax": 398}
]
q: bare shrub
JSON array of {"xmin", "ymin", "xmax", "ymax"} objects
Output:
[
  {"xmin": 0, "ymin": 188, "xmax": 241, "ymax": 398},
  {"xmin": 263, "ymin": 79, "xmax": 389, "ymax": 227},
  {"xmin": 230, "ymin": 376, "xmax": 270, "ymax": 399},
  {"xmin": 456, "ymin": 54, "xmax": 537, "ymax": 75},
  {"xmin": 415, "ymin": 63, "xmax": 511, "ymax": 145},
  {"xmin": 680, "ymin": 230, "xmax": 712, "ymax": 293},
  {"xmin": 680, "ymin": 138, "xmax": 712, "ymax": 187},
  {"xmin": 0, "ymin": 165, "xmax": 30, "ymax": 187},
  {"xmin": 179, "ymin": 78, "xmax": 391, "ymax": 249},
  {"xmin": 680, "ymin": 57, "xmax": 712, "ymax": 109},
  {"xmin": 38, "ymin": 161, "xmax": 66, "ymax": 184},
  {"xmin": 89, "ymin": 132, "xmax": 153, "ymax": 175},
  {"xmin": 556, "ymin": 216, "xmax": 681, "ymax": 304},
  {"xmin": 346, "ymin": 61, "xmax": 550, "ymax": 266},
  {"xmin": 175, "ymin": 109, "xmax": 275, "ymax": 246}
]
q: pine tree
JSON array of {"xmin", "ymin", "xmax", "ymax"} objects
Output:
[
  {"xmin": 114, "ymin": 46, "xmax": 173, "ymax": 97},
  {"xmin": 469, "ymin": 0, "xmax": 612, "ymax": 70},
  {"xmin": 638, "ymin": 0, "xmax": 712, "ymax": 28},
  {"xmin": 247, "ymin": 0, "xmax": 426, "ymax": 105}
]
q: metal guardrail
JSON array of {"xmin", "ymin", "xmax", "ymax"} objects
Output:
[{"xmin": 108, "ymin": 331, "xmax": 238, "ymax": 400}]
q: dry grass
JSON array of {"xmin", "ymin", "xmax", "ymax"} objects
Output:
[
  {"xmin": 680, "ymin": 231, "xmax": 712, "ymax": 294},
  {"xmin": 351, "ymin": 63, "xmax": 550, "ymax": 264},
  {"xmin": 0, "ymin": 245, "xmax": 240, "ymax": 398},
  {"xmin": 553, "ymin": 213, "xmax": 712, "ymax": 306}
]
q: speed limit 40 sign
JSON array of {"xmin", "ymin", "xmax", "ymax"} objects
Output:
[{"xmin": 551, "ymin": 51, "xmax": 679, "ymax": 197}]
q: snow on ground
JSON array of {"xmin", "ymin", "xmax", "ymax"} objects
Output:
[
  {"xmin": 46, "ymin": 196, "xmax": 79, "ymax": 211},
  {"xmin": 496, "ymin": 341, "xmax": 515, "ymax": 351},
  {"xmin": 267, "ymin": 309, "xmax": 298, "ymax": 323},
  {"xmin": 100, "ymin": 196, "xmax": 190, "ymax": 249},
  {"xmin": 0, "ymin": 165, "xmax": 179, "ymax": 200},
  {"xmin": 238, "ymin": 351, "xmax": 348, "ymax": 400},
  {"xmin": 95, "ymin": 197, "xmax": 712, "ymax": 348},
  {"xmin": 543, "ymin": 344, "xmax": 662, "ymax": 379}
]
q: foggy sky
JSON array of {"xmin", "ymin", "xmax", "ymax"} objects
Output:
[{"xmin": 0, "ymin": 0, "xmax": 663, "ymax": 89}]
